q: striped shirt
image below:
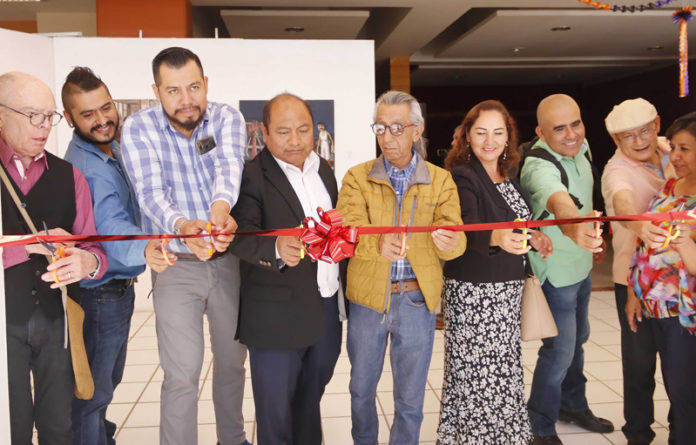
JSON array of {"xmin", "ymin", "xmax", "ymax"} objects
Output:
[
  {"xmin": 385, "ymin": 152, "xmax": 417, "ymax": 281},
  {"xmin": 120, "ymin": 102, "xmax": 246, "ymax": 253}
]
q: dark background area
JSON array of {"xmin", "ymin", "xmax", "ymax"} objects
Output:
[{"xmin": 411, "ymin": 64, "xmax": 696, "ymax": 171}]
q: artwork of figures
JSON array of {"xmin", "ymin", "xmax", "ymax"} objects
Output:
[{"xmin": 240, "ymin": 99, "xmax": 335, "ymax": 168}]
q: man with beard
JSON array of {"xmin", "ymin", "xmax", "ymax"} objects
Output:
[
  {"xmin": 120, "ymin": 47, "xmax": 250, "ymax": 445},
  {"xmin": 62, "ymin": 66, "xmax": 176, "ymax": 445}
]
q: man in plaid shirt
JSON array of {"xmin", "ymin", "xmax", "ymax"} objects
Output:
[{"xmin": 120, "ymin": 47, "xmax": 251, "ymax": 445}]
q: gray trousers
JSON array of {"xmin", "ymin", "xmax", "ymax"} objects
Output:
[{"xmin": 153, "ymin": 253, "xmax": 247, "ymax": 445}]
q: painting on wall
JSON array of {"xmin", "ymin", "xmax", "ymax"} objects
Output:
[{"xmin": 239, "ymin": 99, "xmax": 335, "ymax": 169}]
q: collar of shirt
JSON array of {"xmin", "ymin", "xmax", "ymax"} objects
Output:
[
  {"xmin": 384, "ymin": 149, "xmax": 417, "ymax": 180},
  {"xmin": 0, "ymin": 135, "xmax": 48, "ymax": 177},
  {"xmin": 613, "ymin": 146, "xmax": 670, "ymax": 180},
  {"xmin": 70, "ymin": 132, "xmax": 120, "ymax": 164},
  {"xmin": 272, "ymin": 150, "xmax": 320, "ymax": 176},
  {"xmin": 155, "ymin": 103, "xmax": 211, "ymax": 136}
]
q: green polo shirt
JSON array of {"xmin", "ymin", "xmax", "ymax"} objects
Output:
[{"xmin": 520, "ymin": 139, "xmax": 594, "ymax": 287}]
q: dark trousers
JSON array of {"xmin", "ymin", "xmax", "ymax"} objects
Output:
[
  {"xmin": 614, "ymin": 283, "xmax": 660, "ymax": 443},
  {"xmin": 7, "ymin": 308, "xmax": 74, "ymax": 445},
  {"xmin": 248, "ymin": 294, "xmax": 342, "ymax": 445},
  {"xmin": 650, "ymin": 317, "xmax": 696, "ymax": 445},
  {"xmin": 72, "ymin": 282, "xmax": 135, "ymax": 445}
]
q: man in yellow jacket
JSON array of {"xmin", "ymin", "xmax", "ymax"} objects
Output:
[{"xmin": 337, "ymin": 90, "xmax": 466, "ymax": 445}]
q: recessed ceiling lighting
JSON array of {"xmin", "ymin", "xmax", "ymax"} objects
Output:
[
  {"xmin": 551, "ymin": 26, "xmax": 572, "ymax": 31},
  {"xmin": 512, "ymin": 47, "xmax": 525, "ymax": 53},
  {"xmin": 284, "ymin": 26, "xmax": 305, "ymax": 32},
  {"xmin": 647, "ymin": 45, "xmax": 665, "ymax": 50}
]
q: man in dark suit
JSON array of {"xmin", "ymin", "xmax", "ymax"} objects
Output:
[{"xmin": 229, "ymin": 93, "xmax": 343, "ymax": 445}]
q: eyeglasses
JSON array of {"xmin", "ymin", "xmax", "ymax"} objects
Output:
[
  {"xmin": 617, "ymin": 122, "xmax": 655, "ymax": 145},
  {"xmin": 0, "ymin": 104, "xmax": 63, "ymax": 127},
  {"xmin": 370, "ymin": 122, "xmax": 416, "ymax": 136}
]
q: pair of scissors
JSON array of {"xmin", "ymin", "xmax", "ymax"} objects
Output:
[
  {"xmin": 660, "ymin": 202, "xmax": 686, "ymax": 249},
  {"xmin": 39, "ymin": 221, "xmax": 67, "ymax": 283},
  {"xmin": 514, "ymin": 218, "xmax": 529, "ymax": 249}
]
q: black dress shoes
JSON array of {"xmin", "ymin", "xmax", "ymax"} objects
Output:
[
  {"xmin": 531, "ymin": 435, "xmax": 563, "ymax": 445},
  {"xmin": 558, "ymin": 408, "xmax": 614, "ymax": 433},
  {"xmin": 627, "ymin": 440, "xmax": 650, "ymax": 445}
]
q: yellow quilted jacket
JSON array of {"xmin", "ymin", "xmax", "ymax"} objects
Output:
[{"xmin": 336, "ymin": 154, "xmax": 467, "ymax": 314}]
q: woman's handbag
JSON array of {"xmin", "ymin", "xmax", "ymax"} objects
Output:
[{"xmin": 521, "ymin": 274, "xmax": 558, "ymax": 341}]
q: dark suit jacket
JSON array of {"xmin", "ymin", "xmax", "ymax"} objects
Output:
[
  {"xmin": 229, "ymin": 149, "xmax": 339, "ymax": 349},
  {"xmin": 443, "ymin": 157, "xmax": 529, "ymax": 283}
]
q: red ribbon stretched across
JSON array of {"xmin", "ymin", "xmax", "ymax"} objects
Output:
[
  {"xmin": 3, "ymin": 209, "xmax": 696, "ymax": 264},
  {"xmin": 300, "ymin": 207, "xmax": 358, "ymax": 263}
]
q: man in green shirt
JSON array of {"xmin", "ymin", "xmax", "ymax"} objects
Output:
[{"xmin": 521, "ymin": 94, "xmax": 613, "ymax": 445}]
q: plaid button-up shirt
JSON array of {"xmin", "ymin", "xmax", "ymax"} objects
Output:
[
  {"xmin": 385, "ymin": 152, "xmax": 418, "ymax": 281},
  {"xmin": 120, "ymin": 102, "xmax": 246, "ymax": 253}
]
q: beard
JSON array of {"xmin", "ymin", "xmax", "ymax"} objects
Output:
[
  {"xmin": 164, "ymin": 106, "xmax": 204, "ymax": 132},
  {"xmin": 72, "ymin": 115, "xmax": 119, "ymax": 147}
]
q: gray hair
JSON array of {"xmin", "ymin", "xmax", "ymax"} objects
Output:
[{"xmin": 374, "ymin": 90, "xmax": 427, "ymax": 159}]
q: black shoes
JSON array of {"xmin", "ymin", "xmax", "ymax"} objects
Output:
[
  {"xmin": 531, "ymin": 435, "xmax": 563, "ymax": 445},
  {"xmin": 558, "ymin": 408, "xmax": 614, "ymax": 433},
  {"xmin": 627, "ymin": 440, "xmax": 650, "ymax": 445}
]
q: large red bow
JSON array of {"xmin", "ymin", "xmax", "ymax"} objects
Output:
[{"xmin": 300, "ymin": 208, "xmax": 358, "ymax": 263}]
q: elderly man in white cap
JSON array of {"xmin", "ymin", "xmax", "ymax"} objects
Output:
[{"xmin": 601, "ymin": 98, "xmax": 674, "ymax": 445}]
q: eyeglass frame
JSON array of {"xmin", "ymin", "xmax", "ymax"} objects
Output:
[
  {"xmin": 616, "ymin": 121, "xmax": 657, "ymax": 145},
  {"xmin": 370, "ymin": 122, "xmax": 416, "ymax": 137},
  {"xmin": 0, "ymin": 103, "xmax": 63, "ymax": 127}
]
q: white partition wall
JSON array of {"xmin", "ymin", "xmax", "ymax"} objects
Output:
[{"xmin": 51, "ymin": 37, "xmax": 376, "ymax": 184}]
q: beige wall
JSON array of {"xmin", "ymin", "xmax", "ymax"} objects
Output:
[{"xmin": 37, "ymin": 12, "xmax": 97, "ymax": 37}]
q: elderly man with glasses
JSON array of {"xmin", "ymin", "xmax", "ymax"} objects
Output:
[
  {"xmin": 0, "ymin": 71, "xmax": 107, "ymax": 445},
  {"xmin": 336, "ymin": 90, "xmax": 466, "ymax": 445},
  {"xmin": 601, "ymin": 98, "xmax": 675, "ymax": 445}
]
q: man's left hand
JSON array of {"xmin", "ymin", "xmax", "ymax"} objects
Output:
[
  {"xmin": 431, "ymin": 229, "xmax": 461, "ymax": 252},
  {"xmin": 209, "ymin": 201, "xmax": 237, "ymax": 251},
  {"xmin": 42, "ymin": 247, "xmax": 98, "ymax": 288}
]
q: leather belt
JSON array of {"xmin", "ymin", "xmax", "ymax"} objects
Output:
[
  {"xmin": 390, "ymin": 279, "xmax": 420, "ymax": 294},
  {"xmin": 107, "ymin": 278, "xmax": 137, "ymax": 287},
  {"xmin": 175, "ymin": 251, "xmax": 226, "ymax": 261}
]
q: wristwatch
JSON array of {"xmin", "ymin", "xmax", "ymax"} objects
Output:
[{"xmin": 174, "ymin": 218, "xmax": 186, "ymax": 235}]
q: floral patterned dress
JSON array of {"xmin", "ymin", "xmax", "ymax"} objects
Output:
[{"xmin": 437, "ymin": 180, "xmax": 533, "ymax": 445}]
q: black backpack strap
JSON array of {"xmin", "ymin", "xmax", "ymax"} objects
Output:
[{"xmin": 522, "ymin": 147, "xmax": 584, "ymax": 219}]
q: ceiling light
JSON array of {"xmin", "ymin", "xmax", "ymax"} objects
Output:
[
  {"xmin": 284, "ymin": 26, "xmax": 305, "ymax": 32},
  {"xmin": 647, "ymin": 45, "xmax": 665, "ymax": 50},
  {"xmin": 551, "ymin": 26, "xmax": 572, "ymax": 31},
  {"xmin": 512, "ymin": 47, "xmax": 525, "ymax": 53}
]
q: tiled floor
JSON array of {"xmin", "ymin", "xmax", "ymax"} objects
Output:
[{"xmin": 111, "ymin": 289, "xmax": 672, "ymax": 445}]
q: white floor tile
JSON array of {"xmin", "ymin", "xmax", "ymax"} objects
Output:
[
  {"xmin": 112, "ymin": 381, "xmax": 147, "ymax": 404},
  {"xmin": 115, "ymin": 426, "xmax": 159, "ymax": 442},
  {"xmin": 320, "ymin": 392, "xmax": 352, "ymax": 418},
  {"xmin": 123, "ymin": 401, "xmax": 160, "ymax": 427}
]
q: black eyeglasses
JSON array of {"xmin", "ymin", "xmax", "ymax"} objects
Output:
[
  {"xmin": 0, "ymin": 104, "xmax": 63, "ymax": 127},
  {"xmin": 370, "ymin": 123, "xmax": 416, "ymax": 136}
]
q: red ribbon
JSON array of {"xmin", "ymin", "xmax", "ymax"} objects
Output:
[
  {"xmin": 300, "ymin": 207, "xmax": 358, "ymax": 263},
  {"xmin": 4, "ymin": 209, "xmax": 696, "ymax": 265}
]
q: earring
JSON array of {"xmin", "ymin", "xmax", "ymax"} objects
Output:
[
  {"xmin": 502, "ymin": 151, "xmax": 507, "ymax": 160},
  {"xmin": 505, "ymin": 141, "xmax": 509, "ymax": 147}
]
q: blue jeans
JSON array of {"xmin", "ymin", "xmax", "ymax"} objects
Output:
[
  {"xmin": 528, "ymin": 275, "xmax": 591, "ymax": 437},
  {"xmin": 348, "ymin": 290, "xmax": 435, "ymax": 445},
  {"xmin": 72, "ymin": 281, "xmax": 135, "ymax": 445}
]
